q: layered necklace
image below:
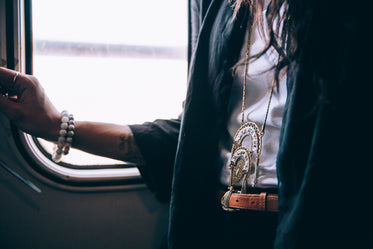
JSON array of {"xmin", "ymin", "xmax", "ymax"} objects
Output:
[{"xmin": 221, "ymin": 6, "xmax": 277, "ymax": 210}]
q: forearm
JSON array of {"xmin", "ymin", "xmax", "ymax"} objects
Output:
[{"xmin": 70, "ymin": 121, "xmax": 145, "ymax": 165}]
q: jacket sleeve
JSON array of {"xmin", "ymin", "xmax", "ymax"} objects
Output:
[{"xmin": 129, "ymin": 119, "xmax": 181, "ymax": 202}]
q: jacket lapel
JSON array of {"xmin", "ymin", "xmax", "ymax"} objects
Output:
[{"xmin": 168, "ymin": 1, "xmax": 251, "ymax": 248}]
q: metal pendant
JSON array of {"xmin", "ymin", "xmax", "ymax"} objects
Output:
[
  {"xmin": 229, "ymin": 122, "xmax": 262, "ymax": 187},
  {"xmin": 230, "ymin": 146, "xmax": 251, "ymax": 185},
  {"xmin": 221, "ymin": 122, "xmax": 263, "ymax": 211}
]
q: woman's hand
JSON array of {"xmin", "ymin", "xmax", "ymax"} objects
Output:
[{"xmin": 0, "ymin": 67, "xmax": 61, "ymax": 141}]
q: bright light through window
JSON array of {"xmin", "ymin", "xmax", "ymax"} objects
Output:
[{"xmin": 32, "ymin": 0, "xmax": 188, "ymax": 165}]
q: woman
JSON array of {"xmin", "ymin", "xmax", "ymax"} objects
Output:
[{"xmin": 0, "ymin": 0, "xmax": 369, "ymax": 248}]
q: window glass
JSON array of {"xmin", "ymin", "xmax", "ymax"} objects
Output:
[{"xmin": 32, "ymin": 0, "xmax": 187, "ymax": 165}]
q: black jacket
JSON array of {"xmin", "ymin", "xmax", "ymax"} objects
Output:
[{"xmin": 130, "ymin": 0, "xmax": 371, "ymax": 248}]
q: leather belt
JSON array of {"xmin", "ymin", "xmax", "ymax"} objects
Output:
[{"xmin": 219, "ymin": 190, "xmax": 278, "ymax": 212}]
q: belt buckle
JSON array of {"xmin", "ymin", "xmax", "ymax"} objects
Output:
[{"xmin": 220, "ymin": 186, "xmax": 240, "ymax": 212}]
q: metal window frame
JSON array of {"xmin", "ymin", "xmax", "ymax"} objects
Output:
[{"xmin": 1, "ymin": 0, "xmax": 145, "ymax": 187}]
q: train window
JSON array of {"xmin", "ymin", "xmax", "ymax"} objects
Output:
[{"xmin": 22, "ymin": 0, "xmax": 187, "ymax": 182}]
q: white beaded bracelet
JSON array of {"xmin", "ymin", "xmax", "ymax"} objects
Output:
[{"xmin": 52, "ymin": 110, "xmax": 75, "ymax": 162}]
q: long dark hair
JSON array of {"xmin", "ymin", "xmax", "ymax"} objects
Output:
[{"xmin": 233, "ymin": 0, "xmax": 359, "ymax": 101}]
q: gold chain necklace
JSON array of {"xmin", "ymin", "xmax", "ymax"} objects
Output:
[{"xmin": 221, "ymin": 11, "xmax": 276, "ymax": 211}]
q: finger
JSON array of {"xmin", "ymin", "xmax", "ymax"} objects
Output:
[{"xmin": 0, "ymin": 67, "xmax": 20, "ymax": 90}]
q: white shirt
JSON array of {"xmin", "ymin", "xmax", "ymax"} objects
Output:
[{"xmin": 218, "ymin": 7, "xmax": 287, "ymax": 189}]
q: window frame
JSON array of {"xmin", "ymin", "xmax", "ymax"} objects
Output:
[
  {"xmin": 18, "ymin": 132, "xmax": 142, "ymax": 184},
  {"xmin": 2, "ymin": 0, "xmax": 187, "ymax": 187}
]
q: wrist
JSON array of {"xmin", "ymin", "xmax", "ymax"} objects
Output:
[
  {"xmin": 50, "ymin": 114, "xmax": 62, "ymax": 141},
  {"xmin": 43, "ymin": 113, "xmax": 63, "ymax": 142}
]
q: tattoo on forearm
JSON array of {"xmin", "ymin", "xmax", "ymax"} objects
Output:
[
  {"xmin": 119, "ymin": 132, "xmax": 134, "ymax": 153},
  {"xmin": 118, "ymin": 129, "xmax": 144, "ymax": 165},
  {"xmin": 119, "ymin": 134, "xmax": 127, "ymax": 151}
]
